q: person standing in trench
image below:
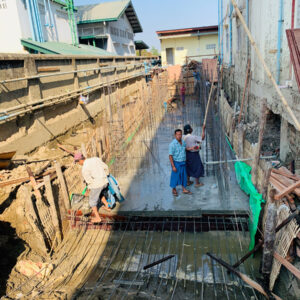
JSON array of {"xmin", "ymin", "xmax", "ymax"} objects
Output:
[
  {"xmin": 183, "ymin": 124, "xmax": 204, "ymax": 187},
  {"xmin": 169, "ymin": 129, "xmax": 192, "ymax": 196}
]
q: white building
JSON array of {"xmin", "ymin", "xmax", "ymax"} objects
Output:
[
  {"xmin": 77, "ymin": 0, "xmax": 143, "ymax": 56},
  {"xmin": 219, "ymin": 0, "xmax": 300, "ymax": 168},
  {"xmin": 0, "ymin": 0, "xmax": 77, "ymax": 53}
]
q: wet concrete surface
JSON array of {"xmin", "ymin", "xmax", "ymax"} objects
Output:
[{"xmin": 118, "ymin": 97, "xmax": 249, "ymax": 212}]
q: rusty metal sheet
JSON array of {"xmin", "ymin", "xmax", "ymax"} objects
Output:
[
  {"xmin": 286, "ymin": 28, "xmax": 300, "ymax": 92},
  {"xmin": 202, "ymin": 59, "xmax": 218, "ymax": 83}
]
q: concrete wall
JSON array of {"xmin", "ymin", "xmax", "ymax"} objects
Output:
[
  {"xmin": 160, "ymin": 33, "xmax": 218, "ymax": 66},
  {"xmin": 0, "ymin": 54, "xmax": 156, "ymax": 154},
  {"xmin": 220, "ymin": 0, "xmax": 300, "ymax": 172}
]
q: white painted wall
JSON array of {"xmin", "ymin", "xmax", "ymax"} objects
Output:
[
  {"xmin": 108, "ymin": 13, "xmax": 135, "ymax": 56},
  {"xmin": 221, "ymin": 0, "xmax": 293, "ymax": 86},
  {"xmin": 0, "ymin": 0, "xmax": 26, "ymax": 53},
  {"xmin": 0, "ymin": 0, "xmax": 76, "ymax": 53},
  {"xmin": 78, "ymin": 12, "xmax": 136, "ymax": 56},
  {"xmin": 37, "ymin": 0, "xmax": 74, "ymax": 44}
]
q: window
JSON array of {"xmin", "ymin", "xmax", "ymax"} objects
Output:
[
  {"xmin": 226, "ymin": 28, "xmax": 229, "ymax": 52},
  {"xmin": 110, "ymin": 26, "xmax": 119, "ymax": 36},
  {"xmin": 83, "ymin": 28, "xmax": 93, "ymax": 36},
  {"xmin": 176, "ymin": 47, "xmax": 184, "ymax": 51},
  {"xmin": 127, "ymin": 31, "xmax": 133, "ymax": 40},
  {"xmin": 206, "ymin": 44, "xmax": 216, "ymax": 50},
  {"xmin": 94, "ymin": 26, "xmax": 104, "ymax": 35},
  {"xmin": 130, "ymin": 45, "xmax": 135, "ymax": 53}
]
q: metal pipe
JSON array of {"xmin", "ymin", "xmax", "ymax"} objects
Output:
[
  {"xmin": 221, "ymin": 0, "xmax": 223, "ymax": 64},
  {"xmin": 229, "ymin": 3, "xmax": 233, "ymax": 66},
  {"xmin": 276, "ymin": 0, "xmax": 284, "ymax": 84},
  {"xmin": 43, "ymin": 0, "xmax": 49, "ymax": 27},
  {"xmin": 289, "ymin": 0, "xmax": 296, "ymax": 79},
  {"xmin": 47, "ymin": 0, "xmax": 54, "ymax": 28},
  {"xmin": 218, "ymin": 0, "xmax": 220, "ymax": 63},
  {"xmin": 0, "ymin": 63, "xmax": 144, "ymax": 84},
  {"xmin": 25, "ymin": 0, "xmax": 35, "ymax": 40},
  {"xmin": 32, "ymin": 0, "xmax": 44, "ymax": 42},
  {"xmin": 246, "ymin": 0, "xmax": 249, "ymax": 57},
  {"xmin": 204, "ymin": 155, "xmax": 276, "ymax": 165}
]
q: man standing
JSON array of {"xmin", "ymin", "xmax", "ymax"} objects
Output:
[
  {"xmin": 74, "ymin": 153, "xmax": 111, "ymax": 223},
  {"xmin": 183, "ymin": 124, "xmax": 204, "ymax": 187},
  {"xmin": 192, "ymin": 69, "xmax": 201, "ymax": 94},
  {"xmin": 180, "ymin": 83, "xmax": 186, "ymax": 106},
  {"xmin": 169, "ymin": 129, "xmax": 192, "ymax": 196}
]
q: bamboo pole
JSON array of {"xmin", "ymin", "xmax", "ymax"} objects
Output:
[
  {"xmin": 207, "ymin": 252, "xmax": 282, "ymax": 300},
  {"xmin": 44, "ymin": 175, "xmax": 62, "ymax": 243},
  {"xmin": 273, "ymin": 251, "xmax": 300, "ymax": 280},
  {"xmin": 238, "ymin": 58, "xmax": 251, "ymax": 124},
  {"xmin": 251, "ymin": 98, "xmax": 268, "ymax": 186},
  {"xmin": 54, "ymin": 162, "xmax": 70, "ymax": 210},
  {"xmin": 231, "ymin": 0, "xmax": 300, "ymax": 131}
]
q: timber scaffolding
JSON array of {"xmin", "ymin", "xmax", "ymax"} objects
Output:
[
  {"xmin": 2, "ymin": 60, "xmax": 268, "ymax": 299},
  {"xmin": 1, "ymin": 60, "xmax": 298, "ymax": 299}
]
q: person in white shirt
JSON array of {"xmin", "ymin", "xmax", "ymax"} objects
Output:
[
  {"xmin": 183, "ymin": 124, "xmax": 204, "ymax": 187},
  {"xmin": 74, "ymin": 152, "xmax": 111, "ymax": 223}
]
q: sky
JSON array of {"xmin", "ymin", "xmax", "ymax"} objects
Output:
[{"xmin": 74, "ymin": 0, "xmax": 218, "ymax": 51}]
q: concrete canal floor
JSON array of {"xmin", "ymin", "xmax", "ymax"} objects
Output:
[{"xmin": 118, "ymin": 96, "xmax": 249, "ymax": 213}]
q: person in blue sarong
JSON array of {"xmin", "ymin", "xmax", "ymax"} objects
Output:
[
  {"xmin": 169, "ymin": 129, "xmax": 192, "ymax": 196},
  {"xmin": 183, "ymin": 124, "xmax": 204, "ymax": 187}
]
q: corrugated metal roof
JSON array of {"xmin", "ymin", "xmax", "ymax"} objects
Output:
[
  {"xmin": 134, "ymin": 40, "xmax": 149, "ymax": 50},
  {"xmin": 77, "ymin": 0, "xmax": 142, "ymax": 33},
  {"xmin": 156, "ymin": 25, "xmax": 218, "ymax": 37},
  {"xmin": 286, "ymin": 29, "xmax": 300, "ymax": 92},
  {"xmin": 21, "ymin": 39, "xmax": 114, "ymax": 56}
]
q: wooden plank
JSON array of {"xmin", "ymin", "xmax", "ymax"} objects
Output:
[
  {"xmin": 26, "ymin": 166, "xmax": 42, "ymax": 201},
  {"xmin": 277, "ymin": 167, "xmax": 300, "ymax": 180},
  {"xmin": 238, "ymin": 59, "xmax": 251, "ymax": 124},
  {"xmin": 252, "ymin": 98, "xmax": 268, "ymax": 186},
  {"xmin": 54, "ymin": 161, "xmax": 70, "ymax": 210},
  {"xmin": 37, "ymin": 66, "xmax": 60, "ymax": 72},
  {"xmin": 36, "ymin": 172, "xmax": 57, "ymax": 189},
  {"xmin": 44, "ymin": 175, "xmax": 62, "ymax": 243},
  {"xmin": 274, "ymin": 180, "xmax": 300, "ymax": 200},
  {"xmin": 273, "ymin": 251, "xmax": 300, "ymax": 280},
  {"xmin": 0, "ymin": 176, "xmax": 30, "ymax": 188},
  {"xmin": 271, "ymin": 172, "xmax": 300, "ymax": 196},
  {"xmin": 0, "ymin": 151, "xmax": 16, "ymax": 160}
]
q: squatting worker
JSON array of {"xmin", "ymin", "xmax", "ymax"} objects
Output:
[
  {"xmin": 169, "ymin": 129, "xmax": 192, "ymax": 196},
  {"xmin": 183, "ymin": 124, "xmax": 204, "ymax": 187},
  {"xmin": 74, "ymin": 152, "xmax": 111, "ymax": 223}
]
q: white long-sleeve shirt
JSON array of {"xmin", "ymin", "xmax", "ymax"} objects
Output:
[
  {"xmin": 81, "ymin": 157, "xmax": 109, "ymax": 189},
  {"xmin": 183, "ymin": 134, "xmax": 202, "ymax": 152}
]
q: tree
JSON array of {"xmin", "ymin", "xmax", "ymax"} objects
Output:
[{"xmin": 150, "ymin": 46, "xmax": 160, "ymax": 56}]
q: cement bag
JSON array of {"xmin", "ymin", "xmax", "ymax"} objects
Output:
[{"xmin": 16, "ymin": 260, "xmax": 54, "ymax": 279}]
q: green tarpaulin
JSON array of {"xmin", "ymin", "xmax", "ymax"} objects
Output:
[{"xmin": 235, "ymin": 161, "xmax": 265, "ymax": 251}]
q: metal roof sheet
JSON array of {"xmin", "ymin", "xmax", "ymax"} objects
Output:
[
  {"xmin": 21, "ymin": 39, "xmax": 114, "ymax": 56},
  {"xmin": 286, "ymin": 29, "xmax": 300, "ymax": 92},
  {"xmin": 77, "ymin": 0, "xmax": 142, "ymax": 33},
  {"xmin": 134, "ymin": 40, "xmax": 149, "ymax": 50}
]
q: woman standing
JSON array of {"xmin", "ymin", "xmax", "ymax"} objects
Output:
[{"xmin": 183, "ymin": 124, "xmax": 204, "ymax": 187}]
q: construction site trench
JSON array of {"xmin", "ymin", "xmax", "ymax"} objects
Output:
[{"xmin": 0, "ymin": 65, "xmax": 294, "ymax": 300}]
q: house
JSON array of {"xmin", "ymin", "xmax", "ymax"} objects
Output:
[
  {"xmin": 77, "ymin": 0, "xmax": 143, "ymax": 56},
  {"xmin": 0, "ymin": 0, "xmax": 78, "ymax": 53},
  {"xmin": 156, "ymin": 25, "xmax": 218, "ymax": 66},
  {"xmin": 220, "ymin": 0, "xmax": 300, "ymax": 170}
]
